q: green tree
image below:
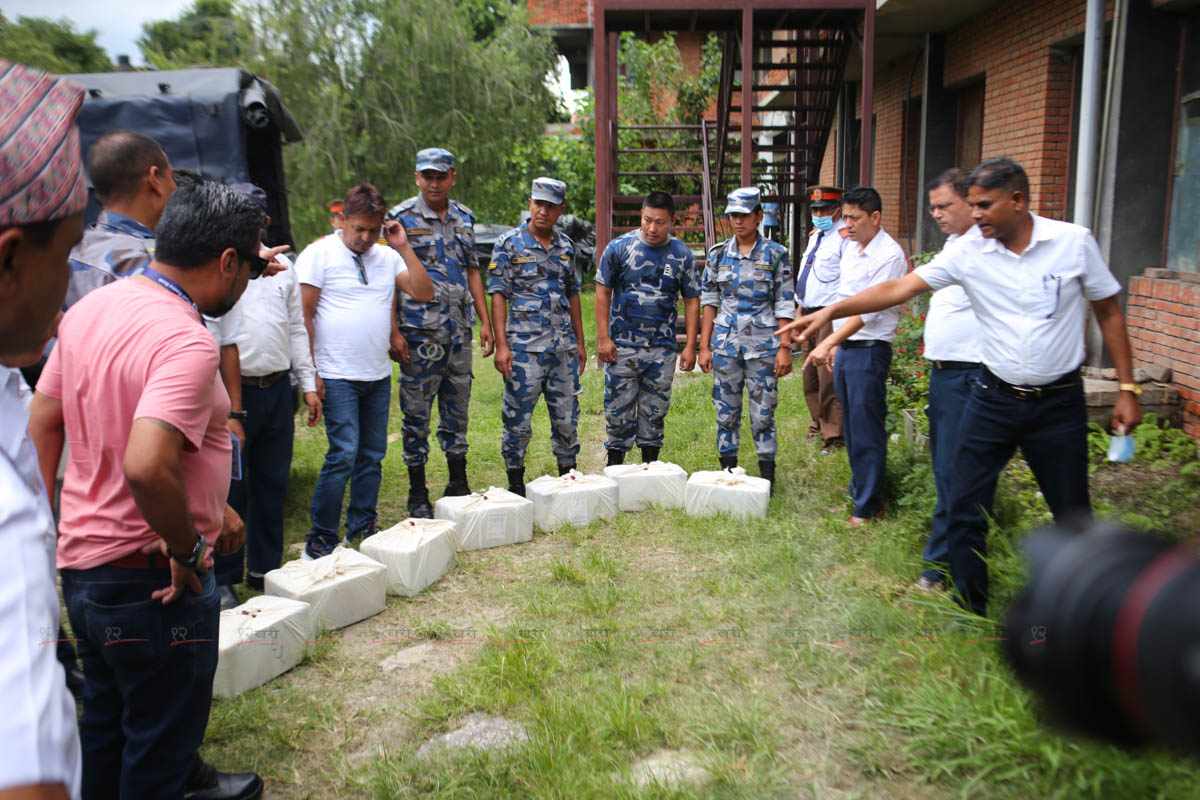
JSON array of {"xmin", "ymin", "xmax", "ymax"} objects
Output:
[
  {"xmin": 456, "ymin": 0, "xmax": 518, "ymax": 42},
  {"xmin": 0, "ymin": 13, "xmax": 111, "ymax": 74},
  {"xmin": 139, "ymin": 0, "xmax": 249, "ymax": 69}
]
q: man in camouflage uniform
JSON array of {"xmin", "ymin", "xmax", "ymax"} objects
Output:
[
  {"xmin": 698, "ymin": 187, "xmax": 795, "ymax": 490},
  {"xmin": 595, "ymin": 191, "xmax": 699, "ymax": 465},
  {"xmin": 387, "ymin": 148, "xmax": 494, "ymax": 517},
  {"xmin": 488, "ymin": 177, "xmax": 587, "ymax": 496}
]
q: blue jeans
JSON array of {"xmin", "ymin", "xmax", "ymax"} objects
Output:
[
  {"xmin": 946, "ymin": 369, "xmax": 1092, "ymax": 615},
  {"xmin": 921, "ymin": 365, "xmax": 979, "ymax": 581},
  {"xmin": 833, "ymin": 342, "xmax": 891, "ymax": 518},
  {"xmin": 61, "ymin": 565, "xmax": 219, "ymax": 800},
  {"xmin": 308, "ymin": 377, "xmax": 391, "ymax": 552},
  {"xmin": 218, "ymin": 378, "xmax": 295, "ymax": 585}
]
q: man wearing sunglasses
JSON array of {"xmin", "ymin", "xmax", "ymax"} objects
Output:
[{"xmin": 29, "ymin": 180, "xmax": 272, "ymax": 800}]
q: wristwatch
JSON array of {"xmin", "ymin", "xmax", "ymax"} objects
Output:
[
  {"xmin": 170, "ymin": 534, "xmax": 209, "ymax": 572},
  {"xmin": 229, "ymin": 410, "xmax": 248, "ymax": 421},
  {"xmin": 1118, "ymin": 382, "xmax": 1143, "ymax": 396}
]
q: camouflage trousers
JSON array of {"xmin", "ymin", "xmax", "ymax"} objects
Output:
[
  {"xmin": 712, "ymin": 351, "xmax": 779, "ymax": 460},
  {"xmin": 603, "ymin": 344, "xmax": 675, "ymax": 452},
  {"xmin": 398, "ymin": 329, "xmax": 472, "ymax": 466},
  {"xmin": 502, "ymin": 348, "xmax": 580, "ymax": 469}
]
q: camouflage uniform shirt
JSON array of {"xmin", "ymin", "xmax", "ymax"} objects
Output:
[
  {"xmin": 596, "ymin": 231, "xmax": 698, "ymax": 349},
  {"xmin": 487, "ymin": 223, "xmax": 578, "ymax": 353},
  {"xmin": 701, "ymin": 235, "xmax": 795, "ymax": 358},
  {"xmin": 65, "ymin": 211, "xmax": 155, "ymax": 311},
  {"xmin": 387, "ymin": 195, "xmax": 476, "ymax": 345}
]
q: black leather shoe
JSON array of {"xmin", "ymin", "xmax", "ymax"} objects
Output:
[
  {"xmin": 557, "ymin": 461, "xmax": 577, "ymax": 476},
  {"xmin": 185, "ymin": 757, "xmax": 263, "ymax": 800},
  {"xmin": 718, "ymin": 454, "xmax": 738, "ymax": 470},
  {"xmin": 606, "ymin": 449, "xmax": 625, "ymax": 467},
  {"xmin": 640, "ymin": 445, "xmax": 660, "ymax": 463},
  {"xmin": 758, "ymin": 459, "xmax": 775, "ymax": 495},
  {"xmin": 506, "ymin": 466, "xmax": 526, "ymax": 497},
  {"xmin": 443, "ymin": 456, "xmax": 471, "ymax": 497},
  {"xmin": 407, "ymin": 465, "xmax": 433, "ymax": 518}
]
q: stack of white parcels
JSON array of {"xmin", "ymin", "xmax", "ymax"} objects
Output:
[
  {"xmin": 360, "ymin": 518, "xmax": 457, "ymax": 596},
  {"xmin": 264, "ymin": 547, "xmax": 387, "ymax": 631},
  {"xmin": 602, "ymin": 461, "xmax": 688, "ymax": 512},
  {"xmin": 527, "ymin": 470, "xmax": 619, "ymax": 532},
  {"xmin": 684, "ymin": 467, "xmax": 770, "ymax": 519},
  {"xmin": 434, "ymin": 487, "xmax": 533, "ymax": 551},
  {"xmin": 213, "ymin": 595, "xmax": 313, "ymax": 698}
]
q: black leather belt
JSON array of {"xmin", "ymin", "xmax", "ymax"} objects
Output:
[
  {"xmin": 930, "ymin": 360, "xmax": 980, "ymax": 371},
  {"xmin": 242, "ymin": 370, "xmax": 289, "ymax": 389},
  {"xmin": 840, "ymin": 339, "xmax": 889, "ymax": 349},
  {"xmin": 982, "ymin": 367, "xmax": 1081, "ymax": 400},
  {"xmin": 801, "ymin": 306, "xmax": 825, "ymax": 315}
]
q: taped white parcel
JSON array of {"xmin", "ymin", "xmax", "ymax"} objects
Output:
[
  {"xmin": 214, "ymin": 595, "xmax": 313, "ymax": 698},
  {"xmin": 602, "ymin": 461, "xmax": 688, "ymax": 511},
  {"xmin": 527, "ymin": 470, "xmax": 620, "ymax": 531},
  {"xmin": 434, "ymin": 487, "xmax": 534, "ymax": 551},
  {"xmin": 684, "ymin": 467, "xmax": 770, "ymax": 519},
  {"xmin": 360, "ymin": 518, "xmax": 457, "ymax": 596},
  {"xmin": 264, "ymin": 547, "xmax": 387, "ymax": 631}
]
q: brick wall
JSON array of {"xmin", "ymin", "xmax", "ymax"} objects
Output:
[
  {"xmin": 820, "ymin": 115, "xmax": 838, "ymax": 186},
  {"xmin": 1126, "ymin": 272, "xmax": 1200, "ymax": 438},
  {"xmin": 943, "ymin": 0, "xmax": 1113, "ymax": 220},
  {"xmin": 870, "ymin": 52, "xmax": 922, "ymax": 243},
  {"xmin": 528, "ymin": 0, "xmax": 590, "ymax": 27}
]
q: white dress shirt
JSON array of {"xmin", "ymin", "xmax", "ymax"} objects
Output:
[
  {"xmin": 234, "ymin": 264, "xmax": 317, "ymax": 392},
  {"xmin": 833, "ymin": 227, "xmax": 909, "ymax": 342},
  {"xmin": 923, "ymin": 229, "xmax": 982, "ymax": 363},
  {"xmin": 0, "ymin": 368, "xmax": 81, "ymax": 798},
  {"xmin": 295, "ymin": 234, "xmax": 407, "ymax": 382},
  {"xmin": 203, "ymin": 301, "xmax": 243, "ymax": 347},
  {"xmin": 916, "ymin": 214, "xmax": 1121, "ymax": 386},
  {"xmin": 796, "ymin": 219, "xmax": 848, "ymax": 309}
]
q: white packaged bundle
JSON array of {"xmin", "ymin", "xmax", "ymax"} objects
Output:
[
  {"xmin": 434, "ymin": 487, "xmax": 533, "ymax": 551},
  {"xmin": 684, "ymin": 467, "xmax": 770, "ymax": 519},
  {"xmin": 602, "ymin": 461, "xmax": 688, "ymax": 512},
  {"xmin": 264, "ymin": 547, "xmax": 387, "ymax": 631},
  {"xmin": 360, "ymin": 518, "xmax": 457, "ymax": 597},
  {"xmin": 527, "ymin": 470, "xmax": 619, "ymax": 532},
  {"xmin": 213, "ymin": 595, "xmax": 313, "ymax": 698}
]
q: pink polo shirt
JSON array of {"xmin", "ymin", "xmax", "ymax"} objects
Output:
[{"xmin": 39, "ymin": 277, "xmax": 232, "ymax": 570}]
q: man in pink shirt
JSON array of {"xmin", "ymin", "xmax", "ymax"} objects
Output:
[{"xmin": 29, "ymin": 180, "xmax": 267, "ymax": 800}]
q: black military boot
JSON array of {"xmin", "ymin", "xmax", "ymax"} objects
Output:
[
  {"xmin": 557, "ymin": 461, "xmax": 577, "ymax": 476},
  {"xmin": 506, "ymin": 466, "xmax": 526, "ymax": 497},
  {"xmin": 758, "ymin": 459, "xmax": 776, "ymax": 495},
  {"xmin": 606, "ymin": 449, "xmax": 626, "ymax": 467},
  {"xmin": 407, "ymin": 464, "xmax": 433, "ymax": 518},
  {"xmin": 718, "ymin": 454, "xmax": 738, "ymax": 470},
  {"xmin": 444, "ymin": 456, "xmax": 470, "ymax": 497},
  {"xmin": 640, "ymin": 445, "xmax": 660, "ymax": 463}
]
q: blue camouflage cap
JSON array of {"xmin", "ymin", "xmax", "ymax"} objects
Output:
[
  {"xmin": 531, "ymin": 177, "xmax": 567, "ymax": 205},
  {"xmin": 724, "ymin": 186, "xmax": 761, "ymax": 215},
  {"xmin": 416, "ymin": 147, "xmax": 455, "ymax": 172}
]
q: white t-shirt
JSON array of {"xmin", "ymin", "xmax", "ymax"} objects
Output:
[
  {"xmin": 916, "ymin": 214, "xmax": 1121, "ymax": 386},
  {"xmin": 923, "ymin": 229, "xmax": 982, "ymax": 363},
  {"xmin": 295, "ymin": 233, "xmax": 407, "ymax": 381}
]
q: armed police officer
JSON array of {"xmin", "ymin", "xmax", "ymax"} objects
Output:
[
  {"xmin": 488, "ymin": 178, "xmax": 587, "ymax": 496},
  {"xmin": 595, "ymin": 191, "xmax": 699, "ymax": 466},
  {"xmin": 698, "ymin": 187, "xmax": 795, "ymax": 490},
  {"xmin": 387, "ymin": 148, "xmax": 494, "ymax": 517}
]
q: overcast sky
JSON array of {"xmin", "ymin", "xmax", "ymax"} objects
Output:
[{"xmin": 1, "ymin": 0, "xmax": 195, "ymax": 64}]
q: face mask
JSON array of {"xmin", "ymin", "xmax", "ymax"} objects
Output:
[{"xmin": 811, "ymin": 214, "xmax": 835, "ymax": 232}]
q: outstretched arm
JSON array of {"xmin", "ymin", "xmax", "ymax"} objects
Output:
[{"xmin": 778, "ymin": 271, "xmax": 932, "ymax": 342}]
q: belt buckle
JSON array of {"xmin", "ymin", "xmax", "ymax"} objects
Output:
[{"xmin": 1010, "ymin": 384, "xmax": 1040, "ymax": 400}]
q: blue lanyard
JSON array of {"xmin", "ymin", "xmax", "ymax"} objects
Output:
[{"xmin": 140, "ymin": 266, "xmax": 199, "ymax": 314}]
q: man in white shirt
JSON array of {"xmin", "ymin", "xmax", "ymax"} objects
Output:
[
  {"xmin": 806, "ymin": 187, "xmax": 908, "ymax": 525},
  {"xmin": 297, "ymin": 182, "xmax": 433, "ymax": 559},
  {"xmin": 796, "ymin": 185, "xmax": 849, "ymax": 450},
  {"xmin": 0, "ymin": 61, "xmax": 85, "ymax": 800},
  {"xmin": 917, "ymin": 169, "xmax": 981, "ymax": 591},
  {"xmin": 782, "ymin": 158, "xmax": 1142, "ymax": 615}
]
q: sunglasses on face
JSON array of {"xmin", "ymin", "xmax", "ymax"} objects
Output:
[{"xmin": 242, "ymin": 250, "xmax": 268, "ymax": 279}]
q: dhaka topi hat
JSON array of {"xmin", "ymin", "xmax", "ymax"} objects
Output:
[{"xmin": 0, "ymin": 60, "xmax": 87, "ymax": 227}]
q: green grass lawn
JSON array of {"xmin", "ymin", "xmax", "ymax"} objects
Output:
[{"xmin": 201, "ymin": 292, "xmax": 1200, "ymax": 799}]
